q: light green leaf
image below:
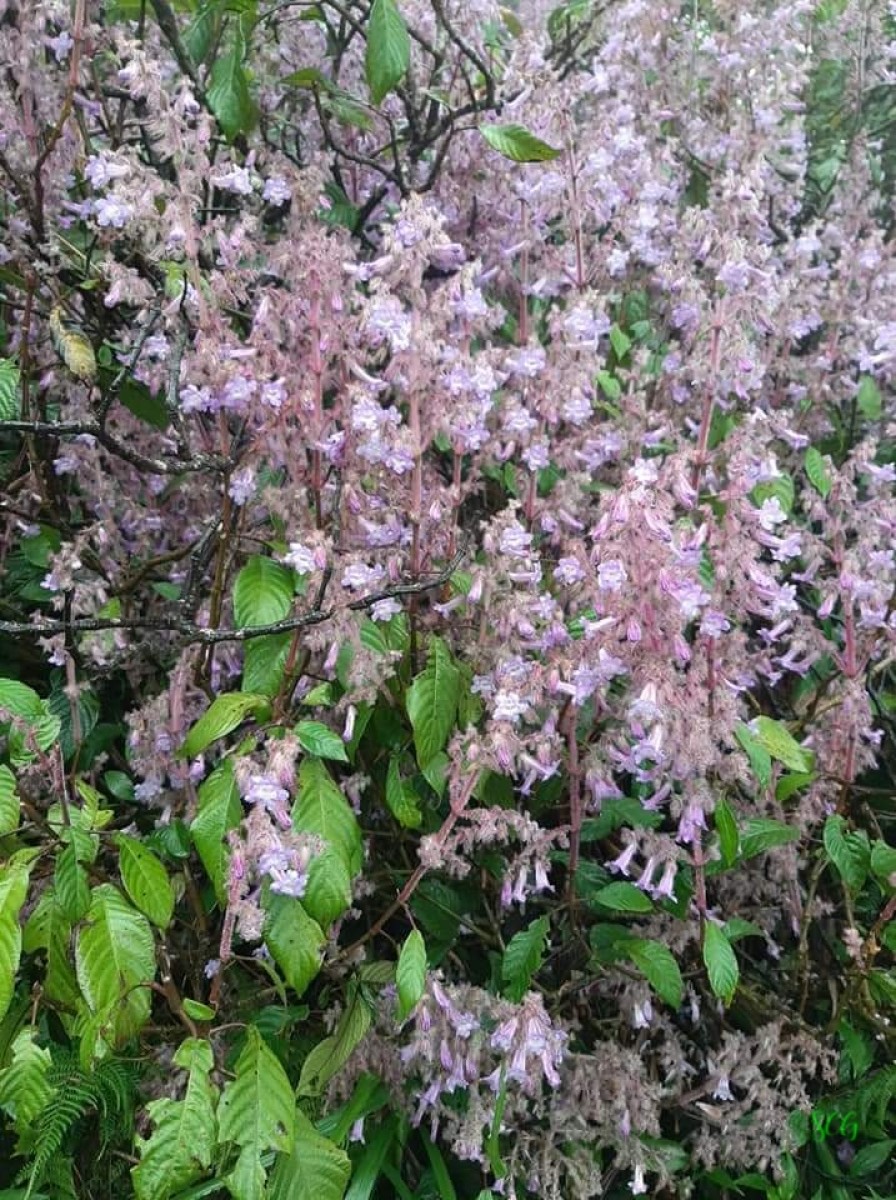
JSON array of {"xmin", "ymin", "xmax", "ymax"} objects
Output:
[
  {"xmin": 734, "ymin": 723, "xmax": 772, "ymax": 790},
  {"xmin": 870, "ymin": 839, "xmax": 896, "ymax": 891},
  {"xmin": 234, "ymin": 557, "xmax": 294, "ymax": 628},
  {"xmin": 218, "ymin": 1026, "xmax": 295, "ymax": 1200},
  {"xmin": 208, "ymin": 30, "xmax": 257, "ymax": 141},
  {"xmin": 242, "ymin": 633, "xmax": 291, "ymax": 697},
  {"xmin": 182, "ymin": 998, "xmax": 217, "ymax": 1021},
  {"xmin": 396, "ymin": 929, "xmax": 427, "ymax": 1021},
  {"xmin": 365, "ymin": 0, "xmax": 410, "ymax": 104},
  {"xmin": 823, "ymin": 816, "xmax": 870, "ymax": 892},
  {"xmin": 479, "ymin": 123, "xmax": 561, "ymax": 162},
  {"xmin": 268, "ymin": 1109, "xmax": 351, "ymax": 1200},
  {"xmin": 856, "ymin": 374, "xmax": 882, "ymax": 420},
  {"xmin": 591, "ymin": 882, "xmax": 654, "ymax": 913},
  {"xmin": 191, "ymin": 760, "xmax": 242, "ymax": 904},
  {"xmin": 75, "ymin": 884, "xmax": 156, "ymax": 1046},
  {"xmin": 297, "ymin": 985, "xmax": 371, "ymax": 1097},
  {"xmin": 703, "ymin": 923, "xmax": 739, "ymax": 1005},
  {"xmin": 406, "ymin": 638, "xmax": 460, "ymax": 768},
  {"xmin": 55, "ymin": 843, "xmax": 90, "ymax": 923},
  {"xmin": 117, "ymin": 835, "xmax": 175, "ymax": 930},
  {"xmin": 23, "ymin": 891, "xmax": 79, "ymax": 1008},
  {"xmin": 296, "ymin": 720, "xmax": 349, "ymax": 763},
  {"xmin": 264, "ymin": 896, "xmax": 325, "ymax": 998},
  {"xmin": 740, "ymin": 817, "xmax": 799, "ymax": 859},
  {"xmin": 385, "ymin": 757, "xmax": 422, "ymax": 829},
  {"xmin": 0, "ymin": 861, "xmax": 31, "ymax": 1023},
  {"xmin": 0, "ymin": 1029, "xmax": 54, "ymax": 1135},
  {"xmin": 0, "ymin": 359, "xmax": 20, "ymax": 420},
  {"xmin": 626, "ymin": 938, "xmax": 684, "ymax": 1009},
  {"xmin": 180, "ymin": 692, "xmax": 271, "ymax": 759},
  {"xmin": 714, "ymin": 799, "xmax": 739, "ymax": 867},
  {"xmin": 804, "ymin": 447, "xmax": 831, "ymax": 498},
  {"xmin": 302, "ymin": 847, "xmax": 352, "ymax": 927},
  {"xmin": 0, "ymin": 678, "xmax": 44, "ymax": 720},
  {"xmin": 753, "ymin": 716, "xmax": 812, "ymax": 773},
  {"xmin": 0, "ymin": 764, "xmax": 19, "ymax": 836},
  {"xmin": 132, "ymin": 1038, "xmax": 218, "ymax": 1200},
  {"xmin": 609, "ymin": 325, "xmax": 632, "ymax": 359},
  {"xmin": 501, "ymin": 917, "xmax": 549, "ymax": 1003},
  {"xmin": 293, "ymin": 758, "xmax": 362, "ymax": 875}
]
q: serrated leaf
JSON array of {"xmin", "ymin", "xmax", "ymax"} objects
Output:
[
  {"xmin": 703, "ymin": 923, "xmax": 738, "ymax": 1005},
  {"xmin": 132, "ymin": 1038, "xmax": 218, "ymax": 1200},
  {"xmin": 242, "ymin": 633, "xmax": 291, "ymax": 697},
  {"xmin": 0, "ymin": 1029, "xmax": 54, "ymax": 1135},
  {"xmin": 740, "ymin": 817, "xmax": 799, "ymax": 859},
  {"xmin": 824, "ymin": 816, "xmax": 870, "ymax": 892},
  {"xmin": 191, "ymin": 760, "xmax": 242, "ymax": 904},
  {"xmin": 208, "ymin": 31, "xmax": 257, "ymax": 141},
  {"xmin": 406, "ymin": 638, "xmax": 460, "ymax": 768},
  {"xmin": 0, "ymin": 764, "xmax": 19, "ymax": 835},
  {"xmin": 714, "ymin": 799, "xmax": 739, "ymax": 867},
  {"xmin": 591, "ymin": 882, "xmax": 654, "ymax": 913},
  {"xmin": 234, "ymin": 557, "xmax": 294, "ymax": 628},
  {"xmin": 180, "ymin": 692, "xmax": 271, "ymax": 758},
  {"xmin": 479, "ymin": 123, "xmax": 561, "ymax": 162},
  {"xmin": 293, "ymin": 757, "xmax": 362, "ymax": 875},
  {"xmin": 55, "ymin": 842, "xmax": 90, "ymax": 923},
  {"xmin": 870, "ymin": 839, "xmax": 896, "ymax": 891},
  {"xmin": 625, "ymin": 938, "xmax": 683, "ymax": 1009},
  {"xmin": 805, "ymin": 447, "xmax": 831, "ymax": 498},
  {"xmin": 0, "ymin": 358, "xmax": 20, "ymax": 420},
  {"xmin": 365, "ymin": 0, "xmax": 410, "ymax": 103},
  {"xmin": 297, "ymin": 985, "xmax": 371, "ymax": 1097},
  {"xmin": 385, "ymin": 756, "xmax": 422, "ymax": 829},
  {"xmin": 268, "ymin": 1109, "xmax": 351, "ymax": 1200},
  {"xmin": 396, "ymin": 929, "xmax": 426, "ymax": 1021},
  {"xmin": 182, "ymin": 998, "xmax": 217, "ymax": 1021},
  {"xmin": 0, "ymin": 678, "xmax": 44, "ymax": 719},
  {"xmin": 0, "ymin": 861, "xmax": 30, "ymax": 1022},
  {"xmin": 23, "ymin": 891, "xmax": 79, "ymax": 1008},
  {"xmin": 302, "ymin": 847, "xmax": 351, "ymax": 927},
  {"xmin": 75, "ymin": 884, "xmax": 156, "ymax": 1047},
  {"xmin": 264, "ymin": 895, "xmax": 325, "ymax": 998},
  {"xmin": 752, "ymin": 716, "xmax": 812, "ymax": 773},
  {"xmin": 296, "ymin": 720, "xmax": 348, "ymax": 763},
  {"xmin": 218, "ymin": 1026, "xmax": 294, "ymax": 1200},
  {"xmin": 501, "ymin": 917, "xmax": 549, "ymax": 1003},
  {"xmin": 117, "ymin": 835, "xmax": 175, "ymax": 929},
  {"xmin": 850, "ymin": 1140, "xmax": 896, "ymax": 1176},
  {"xmin": 734, "ymin": 723, "xmax": 772, "ymax": 790}
]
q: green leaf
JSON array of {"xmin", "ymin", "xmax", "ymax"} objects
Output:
[
  {"xmin": 119, "ymin": 378, "xmax": 169, "ymax": 429},
  {"xmin": 734, "ymin": 723, "xmax": 772, "ymax": 790},
  {"xmin": 242, "ymin": 632, "xmax": 291, "ymax": 697},
  {"xmin": 117, "ymin": 835, "xmax": 175, "ymax": 930},
  {"xmin": 218, "ymin": 1026, "xmax": 295, "ymax": 1200},
  {"xmin": 268, "ymin": 1109, "xmax": 351, "ymax": 1200},
  {"xmin": 406, "ymin": 638, "xmax": 460, "ymax": 768},
  {"xmin": 609, "ymin": 324, "xmax": 632, "ymax": 359},
  {"xmin": 823, "ymin": 816, "xmax": 870, "ymax": 892},
  {"xmin": 132, "ymin": 1038, "xmax": 218, "ymax": 1200},
  {"xmin": 501, "ymin": 916, "xmax": 549, "ymax": 1003},
  {"xmin": 856, "ymin": 374, "xmax": 882, "ymax": 420},
  {"xmin": 804, "ymin": 447, "xmax": 831, "ymax": 498},
  {"xmin": 0, "ymin": 678, "xmax": 44, "ymax": 720},
  {"xmin": 625, "ymin": 938, "xmax": 684, "ymax": 1009},
  {"xmin": 302, "ymin": 847, "xmax": 352, "ymax": 927},
  {"xmin": 23, "ymin": 891, "xmax": 79, "ymax": 1008},
  {"xmin": 293, "ymin": 757, "xmax": 362, "ymax": 875},
  {"xmin": 715, "ymin": 799, "xmax": 739, "ymax": 867},
  {"xmin": 208, "ymin": 30, "xmax": 257, "ymax": 141},
  {"xmin": 385, "ymin": 757, "xmax": 422, "ymax": 829},
  {"xmin": 297, "ymin": 985, "xmax": 371, "ymax": 1097},
  {"xmin": 396, "ymin": 929, "xmax": 427, "ymax": 1021},
  {"xmin": 849, "ymin": 1140, "xmax": 895, "ymax": 1176},
  {"xmin": 0, "ymin": 764, "xmax": 19, "ymax": 836},
  {"xmin": 180, "ymin": 692, "xmax": 271, "ymax": 758},
  {"xmin": 0, "ymin": 359, "xmax": 20, "ymax": 420},
  {"xmin": 0, "ymin": 1030, "xmax": 54, "ymax": 1141},
  {"xmin": 191, "ymin": 760, "xmax": 242, "ymax": 904},
  {"xmin": 479, "ymin": 123, "xmax": 561, "ymax": 162},
  {"xmin": 365, "ymin": 0, "xmax": 410, "ymax": 103},
  {"xmin": 870, "ymin": 839, "xmax": 896, "ymax": 891},
  {"xmin": 0, "ymin": 861, "xmax": 31, "ymax": 1022},
  {"xmin": 703, "ymin": 923, "xmax": 738, "ymax": 1005},
  {"xmin": 296, "ymin": 720, "xmax": 349, "ymax": 763},
  {"xmin": 55, "ymin": 843, "xmax": 90, "ymax": 923},
  {"xmin": 182, "ymin": 998, "xmax": 217, "ymax": 1021},
  {"xmin": 233, "ymin": 557, "xmax": 294, "ymax": 628},
  {"xmin": 723, "ymin": 917, "xmax": 763, "ymax": 942},
  {"xmin": 591, "ymin": 882, "xmax": 654, "ymax": 913},
  {"xmin": 264, "ymin": 896, "xmax": 325, "ymax": 998},
  {"xmin": 752, "ymin": 717, "xmax": 812, "ymax": 773},
  {"xmin": 740, "ymin": 817, "xmax": 799, "ymax": 859},
  {"xmin": 75, "ymin": 884, "xmax": 156, "ymax": 1046}
]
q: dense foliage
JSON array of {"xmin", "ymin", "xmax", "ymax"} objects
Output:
[{"xmin": 1, "ymin": 0, "xmax": 895, "ymax": 1196}]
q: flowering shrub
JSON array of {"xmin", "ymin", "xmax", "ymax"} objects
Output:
[{"xmin": 0, "ymin": 0, "xmax": 895, "ymax": 1197}]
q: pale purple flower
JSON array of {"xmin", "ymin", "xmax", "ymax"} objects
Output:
[
  {"xmin": 94, "ymin": 196, "xmax": 133, "ymax": 228},
  {"xmin": 597, "ymin": 559, "xmax": 627, "ymax": 591},
  {"xmin": 342, "ymin": 562, "xmax": 386, "ymax": 590},
  {"xmin": 370, "ymin": 597, "xmax": 402, "ymax": 621},
  {"xmin": 228, "ymin": 468, "xmax": 256, "ymax": 506},
  {"xmin": 283, "ymin": 542, "xmax": 317, "ymax": 573},
  {"xmin": 499, "ymin": 523, "xmax": 533, "ymax": 558},
  {"xmin": 212, "ymin": 166, "xmax": 255, "ymax": 195},
  {"xmin": 492, "ymin": 691, "xmax": 529, "ymax": 724},
  {"xmin": 607, "ymin": 840, "xmax": 639, "ymax": 876},
  {"xmin": 263, "ymin": 176, "xmax": 292, "ymax": 204},
  {"xmin": 650, "ymin": 859, "xmax": 678, "ymax": 901}
]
